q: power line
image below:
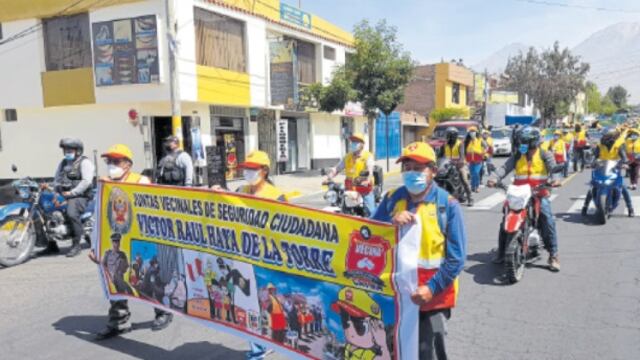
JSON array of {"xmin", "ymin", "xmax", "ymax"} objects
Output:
[{"xmin": 508, "ymin": 0, "xmax": 640, "ymax": 13}]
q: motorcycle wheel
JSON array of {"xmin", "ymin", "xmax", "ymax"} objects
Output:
[
  {"xmin": 504, "ymin": 231, "xmax": 526, "ymax": 284},
  {"xmin": 0, "ymin": 215, "xmax": 36, "ymax": 267},
  {"xmin": 596, "ymin": 192, "xmax": 607, "ymax": 225}
]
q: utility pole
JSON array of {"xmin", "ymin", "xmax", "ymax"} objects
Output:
[
  {"xmin": 483, "ymin": 69, "xmax": 489, "ymax": 128},
  {"xmin": 164, "ymin": 0, "xmax": 183, "ymax": 149}
]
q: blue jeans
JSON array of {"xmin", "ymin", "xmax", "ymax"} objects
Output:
[
  {"xmin": 247, "ymin": 342, "xmax": 268, "ymax": 359},
  {"xmin": 469, "ymin": 163, "xmax": 482, "ymax": 191},
  {"xmin": 538, "ymin": 197, "xmax": 558, "ymax": 256}
]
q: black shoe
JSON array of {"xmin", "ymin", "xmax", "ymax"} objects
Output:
[
  {"xmin": 38, "ymin": 242, "xmax": 60, "ymax": 256},
  {"xmin": 491, "ymin": 254, "xmax": 504, "ymax": 264},
  {"xmin": 152, "ymin": 313, "xmax": 173, "ymax": 331},
  {"xmin": 630, "ymin": 209, "xmax": 635, "ymax": 218},
  {"xmin": 66, "ymin": 245, "xmax": 82, "ymax": 258},
  {"xmin": 95, "ymin": 326, "xmax": 131, "ymax": 341},
  {"xmin": 467, "ymin": 197, "xmax": 474, "ymax": 207},
  {"xmin": 581, "ymin": 207, "xmax": 588, "ymax": 216}
]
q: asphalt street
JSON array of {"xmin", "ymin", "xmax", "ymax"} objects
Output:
[{"xmin": 1, "ymin": 157, "xmax": 639, "ymax": 360}]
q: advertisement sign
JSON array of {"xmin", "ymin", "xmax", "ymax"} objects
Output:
[
  {"xmin": 277, "ymin": 119, "xmax": 289, "ymax": 162},
  {"xmin": 280, "ymin": 3, "xmax": 312, "ymax": 29},
  {"xmin": 92, "ymin": 15, "xmax": 159, "ymax": 86},
  {"xmin": 95, "ymin": 182, "xmax": 418, "ymax": 359}
]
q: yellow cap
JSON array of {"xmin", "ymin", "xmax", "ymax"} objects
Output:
[
  {"xmin": 101, "ymin": 144, "xmax": 133, "ymax": 161},
  {"xmin": 240, "ymin": 150, "xmax": 271, "ymax": 169},
  {"xmin": 349, "ymin": 133, "xmax": 366, "ymax": 143},
  {"xmin": 331, "ymin": 287, "xmax": 381, "ymax": 319},
  {"xmin": 468, "ymin": 126, "xmax": 478, "ymax": 132},
  {"xmin": 396, "ymin": 142, "xmax": 436, "ymax": 164},
  {"xmin": 554, "ymin": 130, "xmax": 562, "ymax": 136},
  {"xmin": 482, "ymin": 129, "xmax": 490, "ymax": 135}
]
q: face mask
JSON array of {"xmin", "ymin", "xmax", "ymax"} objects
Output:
[
  {"xmin": 64, "ymin": 153, "xmax": 75, "ymax": 161},
  {"xmin": 519, "ymin": 144, "xmax": 529, "ymax": 154},
  {"xmin": 243, "ymin": 169, "xmax": 262, "ymax": 186},
  {"xmin": 403, "ymin": 171, "xmax": 429, "ymax": 195},
  {"xmin": 350, "ymin": 142, "xmax": 362, "ymax": 152},
  {"xmin": 108, "ymin": 164, "xmax": 125, "ymax": 179},
  {"xmin": 631, "ymin": 136, "xmax": 638, "ymax": 141}
]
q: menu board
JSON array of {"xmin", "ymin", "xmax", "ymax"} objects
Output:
[
  {"xmin": 206, "ymin": 145, "xmax": 227, "ymax": 189},
  {"xmin": 92, "ymin": 15, "xmax": 159, "ymax": 86}
]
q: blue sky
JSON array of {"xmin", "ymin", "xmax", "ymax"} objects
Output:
[{"xmin": 283, "ymin": 0, "xmax": 640, "ymax": 65}]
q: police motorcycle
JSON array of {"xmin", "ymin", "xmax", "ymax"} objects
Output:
[
  {"xmin": 0, "ymin": 165, "xmax": 96, "ymax": 267},
  {"xmin": 434, "ymin": 158, "xmax": 467, "ymax": 203},
  {"xmin": 587, "ymin": 160, "xmax": 624, "ymax": 225},
  {"xmin": 321, "ymin": 168, "xmax": 382, "ymax": 217}
]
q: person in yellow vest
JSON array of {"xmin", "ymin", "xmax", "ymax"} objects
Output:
[
  {"xmin": 626, "ymin": 129, "xmax": 640, "ymax": 190},
  {"xmin": 438, "ymin": 127, "xmax": 473, "ymax": 206},
  {"xmin": 331, "ymin": 287, "xmax": 391, "ymax": 360},
  {"xmin": 372, "ymin": 142, "xmax": 467, "ymax": 359},
  {"xmin": 233, "ymin": 150, "xmax": 286, "ymax": 359},
  {"xmin": 481, "ymin": 129, "xmax": 494, "ymax": 184},
  {"xmin": 88, "ymin": 144, "xmax": 174, "ymax": 340},
  {"xmin": 580, "ymin": 129, "xmax": 634, "ymax": 217},
  {"xmin": 488, "ymin": 127, "xmax": 561, "ymax": 271},
  {"xmin": 573, "ymin": 124, "xmax": 589, "ymax": 172},
  {"xmin": 541, "ymin": 130, "xmax": 567, "ymax": 180},
  {"xmin": 464, "ymin": 126, "xmax": 485, "ymax": 193},
  {"xmin": 561, "ymin": 128, "xmax": 574, "ymax": 177},
  {"xmin": 327, "ymin": 133, "xmax": 376, "ymax": 213}
]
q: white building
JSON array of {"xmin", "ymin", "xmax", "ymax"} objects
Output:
[{"xmin": 0, "ymin": 0, "xmax": 364, "ymax": 183}]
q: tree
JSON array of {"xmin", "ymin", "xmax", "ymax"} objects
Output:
[
  {"xmin": 605, "ymin": 85, "xmax": 629, "ymax": 109},
  {"xmin": 430, "ymin": 107, "xmax": 468, "ymax": 122},
  {"xmin": 601, "ymin": 96, "xmax": 617, "ymax": 116},
  {"xmin": 503, "ymin": 42, "xmax": 590, "ymax": 126},
  {"xmin": 305, "ymin": 20, "xmax": 415, "ymax": 168},
  {"xmin": 584, "ymin": 81, "xmax": 601, "ymax": 114}
]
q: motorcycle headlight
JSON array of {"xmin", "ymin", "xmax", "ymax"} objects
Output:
[
  {"xmin": 18, "ymin": 188, "xmax": 31, "ymax": 199},
  {"xmin": 506, "ymin": 194, "xmax": 526, "ymax": 211},
  {"xmin": 324, "ymin": 190, "xmax": 338, "ymax": 204},
  {"xmin": 344, "ymin": 191, "xmax": 362, "ymax": 208}
]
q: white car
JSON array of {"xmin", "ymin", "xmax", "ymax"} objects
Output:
[{"xmin": 491, "ymin": 128, "xmax": 512, "ymax": 156}]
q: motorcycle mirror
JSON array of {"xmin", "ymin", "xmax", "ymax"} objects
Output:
[
  {"xmin": 359, "ymin": 170, "xmax": 370, "ymax": 177},
  {"xmin": 11, "ymin": 164, "xmax": 17, "ymax": 173}
]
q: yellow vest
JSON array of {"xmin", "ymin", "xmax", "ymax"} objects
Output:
[
  {"xmin": 345, "ymin": 151, "xmax": 372, "ymax": 179},
  {"xmin": 344, "ymin": 344, "xmax": 377, "ymax": 360},
  {"xmin": 542, "ymin": 140, "xmax": 565, "ymax": 156},
  {"xmin": 122, "ymin": 172, "xmax": 146, "ymax": 184},
  {"xmin": 443, "ymin": 140, "xmax": 462, "ymax": 160},
  {"xmin": 238, "ymin": 182, "xmax": 286, "ymax": 201},
  {"xmin": 466, "ymin": 138, "xmax": 483, "ymax": 155},
  {"xmin": 514, "ymin": 149, "xmax": 548, "ymax": 186},
  {"xmin": 563, "ymin": 133, "xmax": 574, "ymax": 144},
  {"xmin": 598, "ymin": 143, "xmax": 622, "ymax": 161},
  {"xmin": 627, "ymin": 139, "xmax": 640, "ymax": 155}
]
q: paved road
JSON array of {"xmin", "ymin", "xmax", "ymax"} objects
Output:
[{"xmin": 1, "ymin": 158, "xmax": 639, "ymax": 360}]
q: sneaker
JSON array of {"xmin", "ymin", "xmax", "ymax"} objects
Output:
[
  {"xmin": 152, "ymin": 313, "xmax": 173, "ymax": 331},
  {"xmin": 94, "ymin": 326, "xmax": 131, "ymax": 341},
  {"xmin": 629, "ymin": 209, "xmax": 635, "ymax": 217},
  {"xmin": 548, "ymin": 256, "xmax": 560, "ymax": 272},
  {"xmin": 467, "ymin": 197, "xmax": 474, "ymax": 207},
  {"xmin": 66, "ymin": 245, "xmax": 82, "ymax": 258},
  {"xmin": 581, "ymin": 206, "xmax": 588, "ymax": 216}
]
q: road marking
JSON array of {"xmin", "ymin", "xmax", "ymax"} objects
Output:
[
  {"xmin": 469, "ymin": 192, "xmax": 558, "ymax": 211},
  {"xmin": 566, "ymin": 195, "xmax": 640, "ymax": 217},
  {"xmin": 560, "ymin": 172, "xmax": 579, "ymax": 186}
]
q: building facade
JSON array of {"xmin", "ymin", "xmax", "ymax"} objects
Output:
[{"xmin": 0, "ymin": 0, "xmax": 360, "ymax": 182}]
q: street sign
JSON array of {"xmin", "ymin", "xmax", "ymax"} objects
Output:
[{"xmin": 277, "ymin": 119, "xmax": 289, "ymax": 162}]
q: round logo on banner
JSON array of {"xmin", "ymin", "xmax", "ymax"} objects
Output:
[{"xmin": 107, "ymin": 186, "xmax": 132, "ymax": 235}]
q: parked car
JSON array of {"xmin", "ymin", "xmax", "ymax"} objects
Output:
[
  {"xmin": 490, "ymin": 127, "xmax": 512, "ymax": 156},
  {"xmin": 428, "ymin": 120, "xmax": 481, "ymax": 151}
]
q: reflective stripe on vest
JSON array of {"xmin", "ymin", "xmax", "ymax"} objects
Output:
[
  {"xmin": 514, "ymin": 149, "xmax": 548, "ymax": 186},
  {"xmin": 345, "ymin": 151, "xmax": 371, "ymax": 179},
  {"xmin": 444, "ymin": 141, "xmax": 462, "ymax": 160}
]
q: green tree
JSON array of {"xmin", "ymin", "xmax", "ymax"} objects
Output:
[
  {"xmin": 605, "ymin": 85, "xmax": 629, "ymax": 109},
  {"xmin": 601, "ymin": 96, "xmax": 617, "ymax": 116},
  {"xmin": 305, "ymin": 20, "xmax": 414, "ymax": 166},
  {"xmin": 584, "ymin": 81, "xmax": 601, "ymax": 114},
  {"xmin": 503, "ymin": 42, "xmax": 590, "ymax": 126},
  {"xmin": 430, "ymin": 107, "xmax": 468, "ymax": 122}
]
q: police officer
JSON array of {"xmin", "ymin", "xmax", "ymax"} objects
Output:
[
  {"xmin": 45, "ymin": 138, "xmax": 95, "ymax": 257},
  {"xmin": 156, "ymin": 135, "xmax": 194, "ymax": 186}
]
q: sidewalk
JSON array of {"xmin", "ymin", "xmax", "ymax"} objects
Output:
[{"xmin": 227, "ymin": 158, "xmax": 401, "ymax": 199}]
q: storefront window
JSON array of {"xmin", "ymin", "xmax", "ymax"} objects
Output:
[{"xmin": 211, "ymin": 116, "xmax": 245, "ymax": 180}]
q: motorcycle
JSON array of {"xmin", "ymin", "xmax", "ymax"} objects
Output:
[
  {"xmin": 0, "ymin": 166, "xmax": 95, "ymax": 267},
  {"xmin": 588, "ymin": 160, "xmax": 623, "ymax": 225},
  {"xmin": 321, "ymin": 169, "xmax": 373, "ymax": 217},
  {"xmin": 435, "ymin": 158, "xmax": 467, "ymax": 203},
  {"xmin": 583, "ymin": 144, "xmax": 595, "ymax": 169},
  {"xmin": 495, "ymin": 182, "xmax": 551, "ymax": 284}
]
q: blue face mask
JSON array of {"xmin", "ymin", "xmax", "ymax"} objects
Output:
[
  {"xmin": 350, "ymin": 142, "xmax": 361, "ymax": 152},
  {"xmin": 518, "ymin": 144, "xmax": 529, "ymax": 155},
  {"xmin": 403, "ymin": 171, "xmax": 429, "ymax": 195},
  {"xmin": 631, "ymin": 136, "xmax": 639, "ymax": 141},
  {"xmin": 64, "ymin": 153, "xmax": 76, "ymax": 161}
]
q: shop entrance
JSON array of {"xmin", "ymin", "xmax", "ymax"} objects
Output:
[
  {"xmin": 212, "ymin": 116, "xmax": 245, "ymax": 180},
  {"xmin": 151, "ymin": 116, "xmax": 193, "ymax": 168},
  {"xmin": 279, "ymin": 117, "xmax": 310, "ymax": 173}
]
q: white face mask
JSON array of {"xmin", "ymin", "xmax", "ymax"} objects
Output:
[
  {"xmin": 243, "ymin": 169, "xmax": 262, "ymax": 186},
  {"xmin": 108, "ymin": 164, "xmax": 125, "ymax": 179}
]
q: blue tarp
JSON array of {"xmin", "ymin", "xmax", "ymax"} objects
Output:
[{"xmin": 505, "ymin": 115, "xmax": 536, "ymax": 126}]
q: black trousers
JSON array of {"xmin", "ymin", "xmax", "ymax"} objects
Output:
[
  {"xmin": 66, "ymin": 197, "xmax": 88, "ymax": 246},
  {"xmin": 419, "ymin": 309, "xmax": 450, "ymax": 360}
]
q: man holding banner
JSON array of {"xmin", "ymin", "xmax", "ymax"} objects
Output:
[{"xmin": 372, "ymin": 142, "xmax": 467, "ymax": 360}]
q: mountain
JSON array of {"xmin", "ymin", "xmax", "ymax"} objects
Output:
[
  {"xmin": 473, "ymin": 43, "xmax": 530, "ymax": 74},
  {"xmin": 573, "ymin": 22, "xmax": 640, "ymax": 104}
]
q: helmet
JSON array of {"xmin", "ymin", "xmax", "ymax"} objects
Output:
[
  {"xmin": 102, "ymin": 144, "xmax": 133, "ymax": 162},
  {"xmin": 59, "ymin": 138, "xmax": 84, "ymax": 154},
  {"xmin": 518, "ymin": 126, "xmax": 541, "ymax": 147},
  {"xmin": 445, "ymin": 127, "xmax": 458, "ymax": 142},
  {"xmin": 601, "ymin": 128, "xmax": 619, "ymax": 148}
]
